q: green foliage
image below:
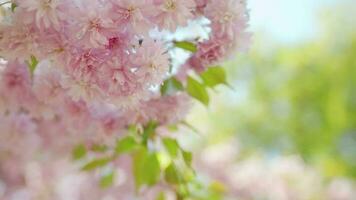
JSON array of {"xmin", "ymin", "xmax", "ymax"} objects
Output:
[
  {"xmin": 100, "ymin": 171, "xmax": 115, "ymax": 188},
  {"xmin": 162, "ymin": 138, "xmax": 180, "ymax": 158},
  {"xmin": 182, "ymin": 151, "xmax": 193, "ymax": 167},
  {"xmin": 91, "ymin": 144, "xmax": 108, "ymax": 153},
  {"xmin": 72, "ymin": 144, "xmax": 87, "ymax": 160},
  {"xmin": 11, "ymin": 3, "xmax": 17, "ymax": 12},
  {"xmin": 82, "ymin": 157, "xmax": 112, "ymax": 171},
  {"xmin": 115, "ymin": 136, "xmax": 138, "ymax": 154},
  {"xmin": 164, "ymin": 163, "xmax": 180, "ymax": 184},
  {"xmin": 73, "ymin": 121, "xmax": 226, "ymax": 199},
  {"xmin": 142, "ymin": 121, "xmax": 158, "ymax": 145},
  {"xmin": 27, "ymin": 55, "xmax": 38, "ymax": 75},
  {"xmin": 187, "ymin": 76, "xmax": 210, "ymax": 106},
  {"xmin": 174, "ymin": 41, "xmax": 197, "ymax": 53},
  {"xmin": 161, "ymin": 77, "xmax": 184, "ymax": 96},
  {"xmin": 162, "ymin": 68, "xmax": 231, "ymax": 106},
  {"xmin": 133, "ymin": 148, "xmax": 161, "ymax": 188},
  {"xmin": 156, "ymin": 192, "xmax": 166, "ymax": 200},
  {"xmin": 201, "ymin": 66, "xmax": 228, "ymax": 88}
]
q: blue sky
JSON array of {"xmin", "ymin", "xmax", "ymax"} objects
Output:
[{"xmin": 248, "ymin": 0, "xmax": 337, "ymax": 44}]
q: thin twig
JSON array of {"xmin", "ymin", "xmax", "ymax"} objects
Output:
[{"xmin": 0, "ymin": 1, "xmax": 11, "ymax": 7}]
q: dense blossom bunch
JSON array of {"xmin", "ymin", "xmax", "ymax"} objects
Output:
[{"xmin": 0, "ymin": 0, "xmax": 250, "ymax": 199}]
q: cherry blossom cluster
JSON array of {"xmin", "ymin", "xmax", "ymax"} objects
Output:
[{"xmin": 0, "ymin": 0, "xmax": 250, "ymax": 199}]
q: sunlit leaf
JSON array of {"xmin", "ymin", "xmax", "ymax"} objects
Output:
[
  {"xmin": 157, "ymin": 152, "xmax": 171, "ymax": 169},
  {"xmin": 162, "ymin": 138, "xmax": 179, "ymax": 158},
  {"xmin": 156, "ymin": 192, "xmax": 166, "ymax": 200},
  {"xmin": 182, "ymin": 168, "xmax": 195, "ymax": 183},
  {"xmin": 133, "ymin": 148, "xmax": 161, "ymax": 188},
  {"xmin": 142, "ymin": 121, "xmax": 158, "ymax": 145},
  {"xmin": 82, "ymin": 157, "xmax": 111, "ymax": 171},
  {"xmin": 115, "ymin": 136, "xmax": 137, "ymax": 154},
  {"xmin": 187, "ymin": 76, "xmax": 209, "ymax": 106},
  {"xmin": 164, "ymin": 163, "xmax": 180, "ymax": 184},
  {"xmin": 182, "ymin": 151, "xmax": 193, "ymax": 167},
  {"xmin": 201, "ymin": 66, "xmax": 228, "ymax": 87},
  {"xmin": 161, "ymin": 77, "xmax": 184, "ymax": 96},
  {"xmin": 127, "ymin": 124, "xmax": 139, "ymax": 134},
  {"xmin": 174, "ymin": 41, "xmax": 197, "ymax": 53},
  {"xmin": 209, "ymin": 181, "xmax": 227, "ymax": 194},
  {"xmin": 91, "ymin": 144, "xmax": 108, "ymax": 153},
  {"xmin": 100, "ymin": 171, "xmax": 115, "ymax": 188},
  {"xmin": 167, "ymin": 124, "xmax": 179, "ymax": 132},
  {"xmin": 27, "ymin": 55, "xmax": 38, "ymax": 75},
  {"xmin": 142, "ymin": 153, "xmax": 161, "ymax": 185},
  {"xmin": 72, "ymin": 144, "xmax": 86, "ymax": 160},
  {"xmin": 11, "ymin": 3, "xmax": 17, "ymax": 12}
]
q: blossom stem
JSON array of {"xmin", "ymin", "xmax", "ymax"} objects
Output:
[{"xmin": 0, "ymin": 1, "xmax": 11, "ymax": 7}]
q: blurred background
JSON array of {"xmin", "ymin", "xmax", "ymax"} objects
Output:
[
  {"xmin": 0, "ymin": 0, "xmax": 354, "ymax": 199},
  {"xmin": 184, "ymin": 0, "xmax": 356, "ymax": 199}
]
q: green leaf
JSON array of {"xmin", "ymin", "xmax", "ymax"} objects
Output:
[
  {"xmin": 100, "ymin": 171, "xmax": 115, "ymax": 188},
  {"xmin": 182, "ymin": 151, "xmax": 193, "ymax": 167},
  {"xmin": 162, "ymin": 138, "xmax": 180, "ymax": 158},
  {"xmin": 27, "ymin": 55, "xmax": 38, "ymax": 75},
  {"xmin": 182, "ymin": 168, "xmax": 195, "ymax": 183},
  {"xmin": 133, "ymin": 148, "xmax": 161, "ymax": 189},
  {"xmin": 186, "ymin": 76, "xmax": 210, "ymax": 106},
  {"xmin": 115, "ymin": 136, "xmax": 137, "ymax": 154},
  {"xmin": 72, "ymin": 144, "xmax": 87, "ymax": 160},
  {"xmin": 142, "ymin": 121, "xmax": 158, "ymax": 145},
  {"xmin": 156, "ymin": 192, "xmax": 166, "ymax": 200},
  {"xmin": 127, "ymin": 124, "xmax": 138, "ymax": 134},
  {"xmin": 11, "ymin": 3, "xmax": 17, "ymax": 12},
  {"xmin": 133, "ymin": 148, "xmax": 146, "ymax": 188},
  {"xmin": 157, "ymin": 152, "xmax": 171, "ymax": 169},
  {"xmin": 201, "ymin": 66, "xmax": 228, "ymax": 88},
  {"xmin": 209, "ymin": 181, "xmax": 227, "ymax": 194},
  {"xmin": 161, "ymin": 77, "xmax": 184, "ymax": 96},
  {"xmin": 91, "ymin": 144, "xmax": 108, "ymax": 153},
  {"xmin": 164, "ymin": 163, "xmax": 180, "ymax": 184},
  {"xmin": 174, "ymin": 41, "xmax": 197, "ymax": 53},
  {"xmin": 82, "ymin": 157, "xmax": 111, "ymax": 171},
  {"xmin": 142, "ymin": 153, "xmax": 161, "ymax": 185},
  {"xmin": 167, "ymin": 124, "xmax": 179, "ymax": 132}
]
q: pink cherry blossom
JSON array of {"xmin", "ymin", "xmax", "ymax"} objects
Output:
[
  {"xmin": 153, "ymin": 0, "xmax": 196, "ymax": 31},
  {"xmin": 0, "ymin": 0, "xmax": 251, "ymax": 198},
  {"xmin": 205, "ymin": 0, "xmax": 249, "ymax": 39},
  {"xmin": 133, "ymin": 39, "xmax": 170, "ymax": 86},
  {"xmin": 101, "ymin": 56, "xmax": 135, "ymax": 94},
  {"xmin": 67, "ymin": 48, "xmax": 109, "ymax": 83},
  {"xmin": 112, "ymin": 0, "xmax": 154, "ymax": 34},
  {"xmin": 0, "ymin": 19, "xmax": 39, "ymax": 61},
  {"xmin": 19, "ymin": 0, "xmax": 66, "ymax": 30},
  {"xmin": 0, "ymin": 113, "xmax": 40, "ymax": 178},
  {"xmin": 69, "ymin": 2, "xmax": 116, "ymax": 48},
  {"xmin": 0, "ymin": 61, "xmax": 36, "ymax": 111},
  {"xmin": 138, "ymin": 92, "xmax": 192, "ymax": 124},
  {"xmin": 194, "ymin": 0, "xmax": 208, "ymax": 14},
  {"xmin": 33, "ymin": 60, "xmax": 66, "ymax": 106},
  {"xmin": 61, "ymin": 74, "xmax": 105, "ymax": 103},
  {"xmin": 36, "ymin": 32, "xmax": 72, "ymax": 64}
]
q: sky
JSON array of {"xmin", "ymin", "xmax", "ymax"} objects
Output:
[{"xmin": 248, "ymin": 0, "xmax": 338, "ymax": 44}]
